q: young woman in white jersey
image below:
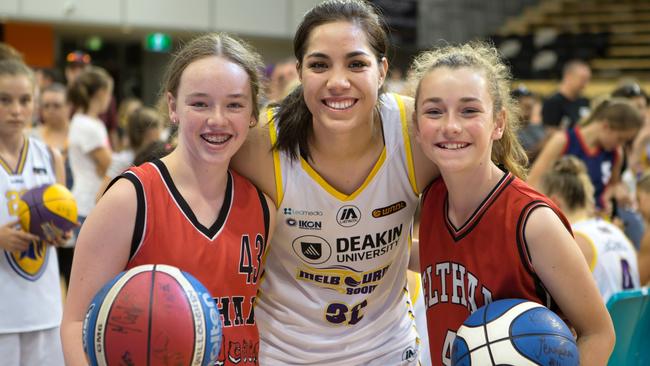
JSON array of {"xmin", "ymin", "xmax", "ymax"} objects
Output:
[
  {"xmin": 232, "ymin": 0, "xmax": 437, "ymax": 364},
  {"xmin": 541, "ymin": 155, "xmax": 640, "ymax": 304},
  {"xmin": 410, "ymin": 41, "xmax": 614, "ymax": 365},
  {"xmin": 0, "ymin": 59, "xmax": 67, "ymax": 365}
]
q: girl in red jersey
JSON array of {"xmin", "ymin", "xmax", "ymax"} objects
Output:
[
  {"xmin": 61, "ymin": 33, "xmax": 275, "ymax": 366},
  {"xmin": 411, "ymin": 42, "xmax": 614, "ymax": 365}
]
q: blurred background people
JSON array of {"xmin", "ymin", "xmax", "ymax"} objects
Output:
[
  {"xmin": 115, "ymin": 97, "xmax": 142, "ymax": 151},
  {"xmin": 65, "ymin": 51, "xmax": 119, "ymax": 150},
  {"xmin": 67, "ymin": 66, "xmax": 113, "ymax": 237},
  {"xmin": 542, "ymin": 156, "xmax": 640, "ymax": 304},
  {"xmin": 106, "ymin": 105, "xmax": 164, "ymax": 179},
  {"xmin": 542, "ymin": 59, "xmax": 592, "ymax": 131},
  {"xmin": 512, "ymin": 84, "xmax": 546, "ymax": 162}
]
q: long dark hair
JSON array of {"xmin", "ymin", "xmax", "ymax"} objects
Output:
[{"xmin": 273, "ymin": 0, "xmax": 388, "ymax": 161}]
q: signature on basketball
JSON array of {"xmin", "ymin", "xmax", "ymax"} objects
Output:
[
  {"xmin": 109, "ymin": 295, "xmax": 144, "ymax": 334},
  {"xmin": 534, "ymin": 338, "xmax": 576, "ymax": 364}
]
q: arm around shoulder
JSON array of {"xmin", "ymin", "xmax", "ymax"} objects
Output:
[
  {"xmin": 525, "ymin": 206, "xmax": 615, "ymax": 365},
  {"xmin": 231, "ymin": 113, "xmax": 279, "ymax": 206},
  {"xmin": 61, "ymin": 178, "xmax": 138, "ymax": 366}
]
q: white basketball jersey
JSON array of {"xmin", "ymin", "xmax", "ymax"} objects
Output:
[
  {"xmin": 0, "ymin": 137, "xmax": 61, "ymax": 333},
  {"xmin": 572, "ymin": 218, "xmax": 640, "ymax": 304},
  {"xmin": 257, "ymin": 94, "xmax": 422, "ymax": 365}
]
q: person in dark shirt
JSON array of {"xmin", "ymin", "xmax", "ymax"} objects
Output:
[{"xmin": 542, "ymin": 59, "xmax": 592, "ymax": 130}]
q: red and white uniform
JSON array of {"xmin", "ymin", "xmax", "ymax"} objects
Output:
[
  {"xmin": 418, "ymin": 172, "xmax": 571, "ymax": 366},
  {"xmin": 118, "ymin": 160, "xmax": 270, "ymax": 366}
]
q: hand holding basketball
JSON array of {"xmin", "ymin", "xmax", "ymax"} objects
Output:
[
  {"xmin": 17, "ymin": 183, "xmax": 78, "ymax": 245},
  {"xmin": 0, "ymin": 220, "xmax": 40, "ymax": 252},
  {"xmin": 83, "ymin": 264, "xmax": 222, "ymax": 366},
  {"xmin": 452, "ymin": 299, "xmax": 578, "ymax": 366}
]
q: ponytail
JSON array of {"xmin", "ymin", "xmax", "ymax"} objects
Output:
[
  {"xmin": 541, "ymin": 155, "xmax": 593, "ymax": 211},
  {"xmin": 272, "ymin": 85, "xmax": 314, "ymax": 161},
  {"xmin": 581, "ymin": 97, "xmax": 643, "ymax": 130}
]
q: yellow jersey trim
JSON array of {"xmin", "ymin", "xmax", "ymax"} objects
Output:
[
  {"xmin": 394, "ymin": 93, "xmax": 419, "ymax": 195},
  {"xmin": 574, "ymin": 231, "xmax": 597, "ymax": 272},
  {"xmin": 267, "ymin": 108, "xmax": 284, "ymax": 206},
  {"xmin": 408, "ymin": 270, "xmax": 421, "ymax": 304},
  {"xmin": 0, "ymin": 136, "xmax": 28, "ymax": 175},
  {"xmin": 300, "ymin": 147, "xmax": 386, "ymax": 202}
]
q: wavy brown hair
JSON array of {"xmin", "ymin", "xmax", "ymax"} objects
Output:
[{"xmin": 409, "ymin": 41, "xmax": 528, "ymax": 179}]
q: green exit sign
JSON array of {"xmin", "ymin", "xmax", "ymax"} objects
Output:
[{"xmin": 145, "ymin": 33, "xmax": 172, "ymax": 52}]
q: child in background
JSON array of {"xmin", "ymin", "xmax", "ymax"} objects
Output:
[
  {"xmin": 0, "ymin": 59, "xmax": 67, "ymax": 365},
  {"xmin": 106, "ymin": 106, "xmax": 164, "ymax": 179},
  {"xmin": 528, "ymin": 98, "xmax": 643, "ymax": 215},
  {"xmin": 410, "ymin": 41, "xmax": 614, "ymax": 365},
  {"xmin": 67, "ymin": 66, "xmax": 113, "ymax": 229},
  {"xmin": 115, "ymin": 97, "xmax": 142, "ymax": 151},
  {"xmin": 542, "ymin": 155, "xmax": 640, "ymax": 304}
]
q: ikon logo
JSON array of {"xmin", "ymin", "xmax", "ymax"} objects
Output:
[{"xmin": 336, "ymin": 205, "xmax": 361, "ymax": 227}]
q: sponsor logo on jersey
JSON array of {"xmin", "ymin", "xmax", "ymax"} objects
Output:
[
  {"xmin": 372, "ymin": 200, "xmax": 407, "ymax": 218},
  {"xmin": 286, "ymin": 218, "xmax": 322, "ymax": 230},
  {"xmin": 335, "ymin": 224, "xmax": 403, "ymax": 263},
  {"xmin": 296, "ymin": 264, "xmax": 391, "ymax": 295},
  {"xmin": 336, "ymin": 205, "xmax": 361, "ymax": 227},
  {"xmin": 292, "ymin": 235, "xmax": 332, "ymax": 264},
  {"xmin": 283, "ymin": 207, "xmax": 324, "ymax": 216},
  {"xmin": 5, "ymin": 240, "xmax": 48, "ymax": 281},
  {"xmin": 32, "ymin": 167, "xmax": 48, "ymax": 175},
  {"xmin": 402, "ymin": 346, "xmax": 417, "ymax": 362}
]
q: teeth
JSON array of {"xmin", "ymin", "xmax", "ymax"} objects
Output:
[
  {"xmin": 439, "ymin": 143, "xmax": 467, "ymax": 150},
  {"xmin": 325, "ymin": 99, "xmax": 355, "ymax": 110},
  {"xmin": 202, "ymin": 134, "xmax": 231, "ymax": 144}
]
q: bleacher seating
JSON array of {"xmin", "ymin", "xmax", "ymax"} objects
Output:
[{"xmin": 490, "ymin": 0, "xmax": 650, "ymax": 80}]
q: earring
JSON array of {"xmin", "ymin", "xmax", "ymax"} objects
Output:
[{"xmin": 171, "ymin": 117, "xmax": 178, "ymax": 124}]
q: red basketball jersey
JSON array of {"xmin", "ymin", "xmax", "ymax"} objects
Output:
[
  {"xmin": 121, "ymin": 160, "xmax": 269, "ymax": 366},
  {"xmin": 418, "ymin": 172, "xmax": 572, "ymax": 366}
]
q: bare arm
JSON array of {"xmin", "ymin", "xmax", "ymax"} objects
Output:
[
  {"xmin": 89, "ymin": 146, "xmax": 112, "ymax": 178},
  {"xmin": 61, "ymin": 179, "xmax": 137, "ymax": 366},
  {"xmin": 230, "ymin": 113, "xmax": 279, "ymax": 206},
  {"xmin": 51, "ymin": 147, "xmax": 66, "ymax": 185},
  {"xmin": 526, "ymin": 207, "xmax": 615, "ymax": 365},
  {"xmin": 527, "ymin": 131, "xmax": 567, "ymax": 189}
]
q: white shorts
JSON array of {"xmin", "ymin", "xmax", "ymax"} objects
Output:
[{"xmin": 0, "ymin": 327, "xmax": 65, "ymax": 366}]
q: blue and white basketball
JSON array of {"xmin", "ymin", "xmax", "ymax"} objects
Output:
[
  {"xmin": 82, "ymin": 264, "xmax": 222, "ymax": 366},
  {"xmin": 451, "ymin": 299, "xmax": 578, "ymax": 366}
]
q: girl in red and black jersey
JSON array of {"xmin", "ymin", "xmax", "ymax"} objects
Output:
[
  {"xmin": 61, "ymin": 34, "xmax": 275, "ymax": 366},
  {"xmin": 410, "ymin": 41, "xmax": 614, "ymax": 366}
]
